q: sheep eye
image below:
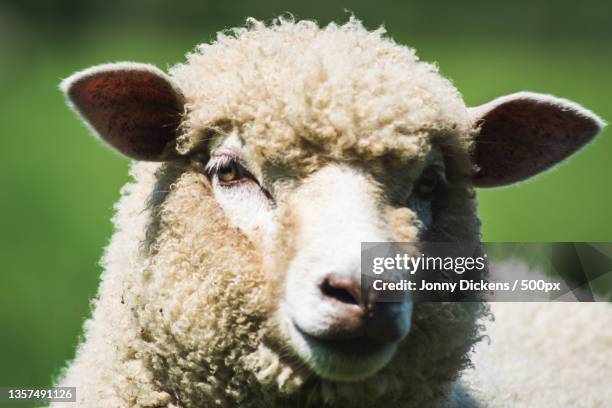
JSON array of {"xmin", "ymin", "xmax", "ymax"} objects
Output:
[
  {"xmin": 416, "ymin": 165, "xmax": 446, "ymax": 197},
  {"xmin": 217, "ymin": 161, "xmax": 247, "ymax": 184}
]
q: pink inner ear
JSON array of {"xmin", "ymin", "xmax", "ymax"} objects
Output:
[
  {"xmin": 472, "ymin": 95, "xmax": 602, "ymax": 187},
  {"xmin": 66, "ymin": 67, "xmax": 184, "ymax": 161}
]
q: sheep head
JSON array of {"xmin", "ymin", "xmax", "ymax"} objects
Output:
[{"xmin": 61, "ymin": 18, "xmax": 604, "ymax": 408}]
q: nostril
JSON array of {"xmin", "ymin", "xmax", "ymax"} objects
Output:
[
  {"xmin": 320, "ymin": 275, "xmax": 362, "ymax": 306},
  {"xmin": 313, "ymin": 275, "xmax": 410, "ymax": 343}
]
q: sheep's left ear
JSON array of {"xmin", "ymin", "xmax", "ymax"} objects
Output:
[
  {"xmin": 61, "ymin": 62, "xmax": 185, "ymax": 161},
  {"xmin": 469, "ymin": 92, "xmax": 605, "ymax": 187}
]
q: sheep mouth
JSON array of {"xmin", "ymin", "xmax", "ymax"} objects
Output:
[
  {"xmin": 295, "ymin": 325, "xmax": 391, "ymax": 356},
  {"xmin": 288, "ymin": 321, "xmax": 398, "ymax": 381}
]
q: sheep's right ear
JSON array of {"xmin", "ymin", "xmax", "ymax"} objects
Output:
[{"xmin": 61, "ymin": 62, "xmax": 185, "ymax": 161}]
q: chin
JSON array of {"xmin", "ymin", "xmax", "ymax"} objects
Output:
[{"xmin": 285, "ymin": 318, "xmax": 399, "ymax": 382}]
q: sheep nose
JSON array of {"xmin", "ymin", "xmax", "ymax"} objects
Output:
[
  {"xmin": 319, "ymin": 274, "xmax": 410, "ymax": 343},
  {"xmin": 321, "ymin": 275, "xmax": 365, "ymax": 306}
]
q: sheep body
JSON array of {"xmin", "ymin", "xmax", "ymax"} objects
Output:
[{"xmin": 451, "ymin": 260, "xmax": 612, "ymax": 408}]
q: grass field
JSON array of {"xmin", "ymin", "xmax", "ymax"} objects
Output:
[{"xmin": 0, "ymin": 9, "xmax": 610, "ymax": 406}]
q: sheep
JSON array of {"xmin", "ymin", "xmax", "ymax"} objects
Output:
[{"xmin": 54, "ymin": 17, "xmax": 608, "ymax": 408}]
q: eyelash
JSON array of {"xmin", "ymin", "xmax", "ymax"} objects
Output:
[
  {"xmin": 204, "ymin": 155, "xmax": 252, "ymax": 185},
  {"xmin": 205, "ymin": 154, "xmax": 239, "ymax": 174}
]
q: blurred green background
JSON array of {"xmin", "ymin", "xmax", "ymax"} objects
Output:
[{"xmin": 0, "ymin": 0, "xmax": 610, "ymax": 405}]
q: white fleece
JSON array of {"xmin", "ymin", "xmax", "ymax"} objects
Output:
[{"xmin": 451, "ymin": 260, "xmax": 612, "ymax": 408}]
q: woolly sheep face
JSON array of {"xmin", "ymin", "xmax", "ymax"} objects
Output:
[{"xmin": 62, "ymin": 19, "xmax": 604, "ymax": 406}]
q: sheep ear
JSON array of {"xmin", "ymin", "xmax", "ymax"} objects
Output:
[
  {"xmin": 469, "ymin": 92, "xmax": 605, "ymax": 187},
  {"xmin": 61, "ymin": 62, "xmax": 184, "ymax": 161}
]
